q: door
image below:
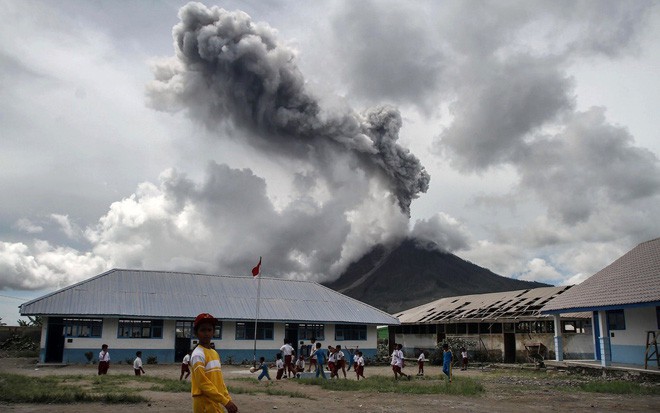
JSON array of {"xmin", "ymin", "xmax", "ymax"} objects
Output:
[
  {"xmin": 175, "ymin": 320, "xmax": 193, "ymax": 362},
  {"xmin": 503, "ymin": 333, "xmax": 516, "ymax": 363},
  {"xmin": 285, "ymin": 323, "xmax": 299, "ymax": 355},
  {"xmin": 45, "ymin": 317, "xmax": 65, "ymax": 363}
]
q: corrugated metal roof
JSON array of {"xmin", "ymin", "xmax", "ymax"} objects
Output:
[
  {"xmin": 542, "ymin": 238, "xmax": 660, "ymax": 313},
  {"xmin": 19, "ymin": 269, "xmax": 399, "ymax": 325},
  {"xmin": 394, "ymin": 286, "xmax": 589, "ymax": 324}
]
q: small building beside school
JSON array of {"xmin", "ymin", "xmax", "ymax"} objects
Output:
[
  {"xmin": 542, "ymin": 237, "xmax": 660, "ymax": 367},
  {"xmin": 393, "ymin": 286, "xmax": 593, "ymax": 362},
  {"xmin": 19, "ymin": 269, "xmax": 398, "ymax": 364}
]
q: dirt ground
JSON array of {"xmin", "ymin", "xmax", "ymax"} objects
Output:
[{"xmin": 1, "ymin": 358, "xmax": 658, "ymax": 413}]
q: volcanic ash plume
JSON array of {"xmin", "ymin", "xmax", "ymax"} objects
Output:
[{"xmin": 148, "ymin": 2, "xmax": 429, "ymax": 215}]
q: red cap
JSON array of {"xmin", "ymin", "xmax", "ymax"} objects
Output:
[{"xmin": 193, "ymin": 313, "xmax": 217, "ymax": 330}]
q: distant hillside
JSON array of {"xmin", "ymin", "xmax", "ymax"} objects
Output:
[{"xmin": 324, "ymin": 238, "xmax": 548, "ymax": 313}]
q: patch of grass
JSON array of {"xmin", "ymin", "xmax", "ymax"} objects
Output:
[
  {"xmin": 264, "ymin": 388, "xmax": 313, "ymax": 399},
  {"xmin": 300, "ymin": 375, "xmax": 484, "ymax": 396},
  {"xmin": 227, "ymin": 386, "xmax": 257, "ymax": 395},
  {"xmin": 233, "ymin": 377, "xmax": 259, "ymax": 382},
  {"xmin": 0, "ymin": 373, "xmax": 147, "ymax": 404},
  {"xmin": 100, "ymin": 393, "xmax": 148, "ymax": 404},
  {"xmin": 577, "ymin": 380, "xmax": 660, "ymax": 395},
  {"xmin": 146, "ymin": 377, "xmax": 191, "ymax": 392}
]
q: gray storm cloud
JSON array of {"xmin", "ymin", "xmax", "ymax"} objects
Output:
[{"xmin": 147, "ymin": 2, "xmax": 429, "ymax": 215}]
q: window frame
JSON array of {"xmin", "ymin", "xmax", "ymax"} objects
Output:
[
  {"xmin": 334, "ymin": 324, "xmax": 368, "ymax": 341},
  {"xmin": 235, "ymin": 322, "xmax": 274, "ymax": 340},
  {"xmin": 63, "ymin": 318, "xmax": 103, "ymax": 338},
  {"xmin": 297, "ymin": 323, "xmax": 325, "ymax": 341},
  {"xmin": 117, "ymin": 319, "xmax": 164, "ymax": 339},
  {"xmin": 606, "ymin": 309, "xmax": 626, "ymax": 331}
]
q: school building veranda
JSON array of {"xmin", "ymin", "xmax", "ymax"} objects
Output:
[
  {"xmin": 19, "ymin": 269, "xmax": 399, "ymax": 364},
  {"xmin": 392, "ymin": 286, "xmax": 594, "ymax": 363},
  {"xmin": 394, "ymin": 238, "xmax": 660, "ymax": 370}
]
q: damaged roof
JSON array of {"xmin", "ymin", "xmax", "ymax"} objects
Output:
[
  {"xmin": 542, "ymin": 237, "xmax": 660, "ymax": 313},
  {"xmin": 395, "ymin": 286, "xmax": 588, "ymax": 324},
  {"xmin": 19, "ymin": 269, "xmax": 399, "ymax": 325}
]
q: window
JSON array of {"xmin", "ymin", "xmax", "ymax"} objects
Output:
[
  {"xmin": 467, "ymin": 323, "xmax": 479, "ymax": 334},
  {"xmin": 335, "ymin": 324, "xmax": 367, "ymax": 341},
  {"xmin": 298, "ymin": 323, "xmax": 325, "ymax": 341},
  {"xmin": 118, "ymin": 319, "xmax": 163, "ymax": 338},
  {"xmin": 531, "ymin": 321, "xmax": 554, "ymax": 333},
  {"xmin": 561, "ymin": 320, "xmax": 586, "ymax": 334},
  {"xmin": 235, "ymin": 322, "xmax": 274, "ymax": 340},
  {"xmin": 175, "ymin": 321, "xmax": 193, "ymax": 338},
  {"xmin": 64, "ymin": 318, "xmax": 103, "ymax": 337},
  {"xmin": 479, "ymin": 323, "xmax": 502, "ymax": 334},
  {"xmin": 515, "ymin": 321, "xmax": 530, "ymax": 333},
  {"xmin": 606, "ymin": 309, "xmax": 626, "ymax": 331},
  {"xmin": 178, "ymin": 320, "xmax": 222, "ymax": 339},
  {"xmin": 656, "ymin": 306, "xmax": 660, "ymax": 330}
]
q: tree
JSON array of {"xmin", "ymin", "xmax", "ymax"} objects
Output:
[{"xmin": 17, "ymin": 316, "xmax": 43, "ymax": 327}]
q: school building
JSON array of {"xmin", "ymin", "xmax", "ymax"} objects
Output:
[
  {"xmin": 393, "ymin": 286, "xmax": 593, "ymax": 363},
  {"xmin": 542, "ymin": 237, "xmax": 660, "ymax": 368},
  {"xmin": 19, "ymin": 269, "xmax": 399, "ymax": 364}
]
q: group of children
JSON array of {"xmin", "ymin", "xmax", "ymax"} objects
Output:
[
  {"xmin": 95, "ymin": 344, "xmax": 146, "ymax": 376},
  {"xmin": 391, "ymin": 342, "xmax": 469, "ymax": 383},
  {"xmin": 93, "ymin": 315, "xmax": 472, "ymax": 413},
  {"xmin": 254, "ymin": 340, "xmax": 366, "ymax": 381}
]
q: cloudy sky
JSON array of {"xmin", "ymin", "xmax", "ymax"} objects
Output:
[{"xmin": 1, "ymin": 0, "xmax": 659, "ymax": 324}]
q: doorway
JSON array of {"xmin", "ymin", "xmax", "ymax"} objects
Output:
[
  {"xmin": 285, "ymin": 323, "xmax": 299, "ymax": 355},
  {"xmin": 503, "ymin": 333, "xmax": 516, "ymax": 363},
  {"xmin": 175, "ymin": 320, "xmax": 193, "ymax": 362},
  {"xmin": 45, "ymin": 317, "xmax": 65, "ymax": 363}
]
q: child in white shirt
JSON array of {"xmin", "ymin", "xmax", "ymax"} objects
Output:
[
  {"xmin": 355, "ymin": 351, "xmax": 365, "ymax": 380},
  {"xmin": 133, "ymin": 351, "xmax": 146, "ymax": 376},
  {"xmin": 417, "ymin": 351, "xmax": 425, "ymax": 376},
  {"xmin": 275, "ymin": 353, "xmax": 285, "ymax": 379}
]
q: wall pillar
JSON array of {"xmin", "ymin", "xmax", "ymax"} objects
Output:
[
  {"xmin": 597, "ymin": 310, "xmax": 610, "ymax": 367},
  {"xmin": 553, "ymin": 314, "xmax": 563, "ymax": 361}
]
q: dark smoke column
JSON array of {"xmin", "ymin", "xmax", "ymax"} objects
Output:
[{"xmin": 148, "ymin": 2, "xmax": 429, "ymax": 215}]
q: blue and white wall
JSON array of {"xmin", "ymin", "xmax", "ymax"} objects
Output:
[
  {"xmin": 607, "ymin": 306, "xmax": 658, "ymax": 365},
  {"xmin": 39, "ymin": 317, "xmax": 378, "ymax": 364}
]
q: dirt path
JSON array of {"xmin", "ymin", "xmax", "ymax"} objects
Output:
[{"xmin": 1, "ymin": 358, "xmax": 658, "ymax": 412}]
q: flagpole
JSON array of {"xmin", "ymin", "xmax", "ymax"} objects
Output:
[{"xmin": 252, "ymin": 257, "xmax": 262, "ymax": 367}]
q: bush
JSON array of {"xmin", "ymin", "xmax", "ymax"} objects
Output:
[{"xmin": 146, "ymin": 355, "xmax": 158, "ymax": 365}]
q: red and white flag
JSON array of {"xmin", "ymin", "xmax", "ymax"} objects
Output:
[{"xmin": 251, "ymin": 257, "xmax": 262, "ymax": 277}]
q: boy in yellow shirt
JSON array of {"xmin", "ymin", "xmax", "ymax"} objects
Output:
[{"xmin": 191, "ymin": 313, "xmax": 239, "ymax": 413}]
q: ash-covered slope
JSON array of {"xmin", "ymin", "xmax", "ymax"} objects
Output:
[{"xmin": 324, "ymin": 239, "xmax": 548, "ymax": 313}]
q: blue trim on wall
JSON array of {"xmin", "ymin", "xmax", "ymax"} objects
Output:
[
  {"xmin": 593, "ymin": 311, "xmax": 601, "ymax": 360},
  {"xmin": 44, "ymin": 347, "xmax": 379, "ymax": 365},
  {"xmin": 60, "ymin": 348, "xmax": 175, "ymax": 365},
  {"xmin": 214, "ymin": 348, "xmax": 378, "ymax": 365},
  {"xmin": 610, "ymin": 344, "xmax": 647, "ymax": 366},
  {"xmin": 542, "ymin": 301, "xmax": 660, "ymax": 314}
]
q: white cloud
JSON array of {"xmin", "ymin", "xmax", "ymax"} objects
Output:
[
  {"xmin": 14, "ymin": 218, "xmax": 43, "ymax": 234},
  {"xmin": 50, "ymin": 214, "xmax": 80, "ymax": 239},
  {"xmin": 518, "ymin": 258, "xmax": 563, "ymax": 283},
  {"xmin": 0, "ymin": 240, "xmax": 108, "ymax": 290}
]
